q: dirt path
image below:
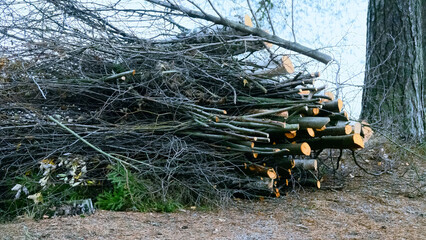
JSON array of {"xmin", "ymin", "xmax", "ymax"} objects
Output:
[{"xmin": 1, "ymin": 157, "xmax": 425, "ymax": 240}]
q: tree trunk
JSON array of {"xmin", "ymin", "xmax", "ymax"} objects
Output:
[
  {"xmin": 361, "ymin": 0, "xmax": 425, "ymax": 142},
  {"xmin": 422, "ymin": 1, "xmax": 426, "ymax": 131}
]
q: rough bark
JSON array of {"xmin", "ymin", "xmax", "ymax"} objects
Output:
[
  {"xmin": 422, "ymin": 1, "xmax": 426, "ymax": 132},
  {"xmin": 362, "ymin": 0, "xmax": 425, "ymax": 142}
]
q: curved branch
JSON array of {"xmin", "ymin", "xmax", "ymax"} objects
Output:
[{"xmin": 146, "ymin": 0, "xmax": 333, "ymax": 64}]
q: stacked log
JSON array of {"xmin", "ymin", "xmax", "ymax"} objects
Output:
[{"xmin": 167, "ymin": 55, "xmax": 365, "ymax": 196}]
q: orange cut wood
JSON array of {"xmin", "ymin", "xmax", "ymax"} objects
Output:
[
  {"xmin": 306, "ymin": 128, "xmax": 315, "ymax": 137},
  {"xmin": 345, "ymin": 124, "xmax": 353, "ymax": 134},
  {"xmin": 245, "ymin": 163, "xmax": 277, "ymax": 179},
  {"xmin": 316, "ymin": 126, "xmax": 326, "ymax": 131},
  {"xmin": 244, "ymin": 14, "xmax": 253, "ymax": 27},
  {"xmin": 315, "ymin": 124, "xmax": 352, "ymax": 136},
  {"xmin": 324, "ymin": 91, "xmax": 335, "ymax": 100},
  {"xmin": 285, "ymin": 131, "xmax": 297, "ymax": 139},
  {"xmin": 306, "ymin": 134, "xmax": 364, "ymax": 150},
  {"xmin": 281, "ymin": 55, "xmax": 295, "ymax": 74},
  {"xmin": 321, "ymin": 99, "xmax": 343, "ymax": 113}
]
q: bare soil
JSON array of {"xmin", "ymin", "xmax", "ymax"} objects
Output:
[{"xmin": 1, "ymin": 152, "xmax": 425, "ymax": 240}]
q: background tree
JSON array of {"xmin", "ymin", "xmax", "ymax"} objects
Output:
[{"xmin": 361, "ymin": 0, "xmax": 425, "ymax": 142}]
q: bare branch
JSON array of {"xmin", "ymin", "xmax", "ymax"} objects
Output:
[{"xmin": 145, "ymin": 0, "xmax": 333, "ymax": 64}]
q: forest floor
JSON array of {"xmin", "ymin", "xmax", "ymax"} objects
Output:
[{"xmin": 1, "ymin": 141, "xmax": 425, "ymax": 240}]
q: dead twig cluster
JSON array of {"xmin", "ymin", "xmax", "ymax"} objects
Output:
[{"xmin": 0, "ymin": 0, "xmax": 367, "ymax": 214}]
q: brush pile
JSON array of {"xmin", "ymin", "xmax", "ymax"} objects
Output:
[{"xmin": 0, "ymin": 0, "xmax": 367, "ymax": 210}]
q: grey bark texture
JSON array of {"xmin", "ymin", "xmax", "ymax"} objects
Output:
[{"xmin": 361, "ymin": 0, "xmax": 425, "ymax": 142}]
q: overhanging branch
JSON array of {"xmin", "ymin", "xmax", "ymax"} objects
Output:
[{"xmin": 146, "ymin": 0, "xmax": 334, "ymax": 64}]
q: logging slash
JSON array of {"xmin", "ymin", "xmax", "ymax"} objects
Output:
[{"xmin": 0, "ymin": 2, "xmax": 369, "ymax": 213}]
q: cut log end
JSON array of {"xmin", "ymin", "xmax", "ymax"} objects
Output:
[
  {"xmin": 264, "ymin": 42, "xmax": 273, "ymax": 48},
  {"xmin": 352, "ymin": 122, "xmax": 362, "ymax": 134},
  {"xmin": 343, "ymin": 111, "xmax": 349, "ymax": 120},
  {"xmin": 256, "ymin": 55, "xmax": 294, "ymax": 76},
  {"xmin": 310, "ymin": 107, "xmax": 320, "ymax": 116},
  {"xmin": 345, "ymin": 124, "xmax": 353, "ymax": 135},
  {"xmin": 281, "ymin": 55, "xmax": 295, "ymax": 74},
  {"xmin": 274, "ymin": 188, "xmax": 280, "ymax": 198},
  {"xmin": 267, "ymin": 168, "xmax": 277, "ymax": 180},
  {"xmin": 322, "ymin": 99, "xmax": 343, "ymax": 113},
  {"xmin": 306, "ymin": 128, "xmax": 315, "ymax": 137},
  {"xmin": 285, "ymin": 131, "xmax": 297, "ymax": 139},
  {"xmin": 353, "ymin": 134, "xmax": 364, "ymax": 149},
  {"xmin": 337, "ymin": 99, "xmax": 343, "ymax": 112},
  {"xmin": 361, "ymin": 120, "xmax": 373, "ymax": 143},
  {"xmin": 324, "ymin": 91, "xmax": 334, "ymax": 100},
  {"xmin": 301, "ymin": 142, "xmax": 311, "ymax": 156},
  {"xmin": 244, "ymin": 14, "xmax": 253, "ymax": 27},
  {"xmin": 298, "ymin": 90, "xmax": 310, "ymax": 95},
  {"xmin": 316, "ymin": 126, "xmax": 326, "ymax": 131},
  {"xmin": 277, "ymin": 111, "xmax": 289, "ymax": 118},
  {"xmin": 262, "ymin": 29, "xmax": 273, "ymax": 48}
]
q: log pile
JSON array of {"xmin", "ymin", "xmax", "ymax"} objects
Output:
[{"xmin": 0, "ymin": 0, "xmax": 368, "ymax": 208}]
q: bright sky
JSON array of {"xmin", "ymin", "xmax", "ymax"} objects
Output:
[{"xmin": 288, "ymin": 1, "xmax": 368, "ymax": 119}]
